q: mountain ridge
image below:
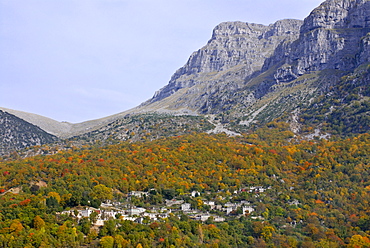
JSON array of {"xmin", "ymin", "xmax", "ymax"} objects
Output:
[
  {"xmin": 146, "ymin": 19, "xmax": 303, "ymax": 105},
  {"xmin": 0, "ymin": 110, "xmax": 57, "ymax": 155},
  {"xmin": 0, "ymin": 1, "xmax": 369, "ymax": 246},
  {"xmin": 1, "ymin": 0, "xmax": 370, "ymax": 155}
]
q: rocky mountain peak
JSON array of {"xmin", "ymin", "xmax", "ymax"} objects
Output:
[
  {"xmin": 264, "ymin": 19, "xmax": 303, "ymax": 38},
  {"xmin": 138, "ymin": 0, "xmax": 370, "ymax": 132},
  {"xmin": 210, "ymin": 21, "xmax": 266, "ymax": 39},
  {"xmin": 149, "ymin": 19, "xmax": 303, "ymax": 103},
  {"xmin": 263, "ymin": 0, "xmax": 370, "ymax": 79},
  {"xmin": 302, "ymin": 0, "xmax": 370, "ymax": 33},
  {"xmin": 2, "ymin": 0, "xmax": 369, "ymax": 155}
]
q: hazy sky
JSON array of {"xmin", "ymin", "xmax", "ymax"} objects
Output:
[{"xmin": 0, "ymin": 0, "xmax": 323, "ymax": 123}]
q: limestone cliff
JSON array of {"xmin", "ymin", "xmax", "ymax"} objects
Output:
[
  {"xmin": 147, "ymin": 19, "xmax": 303, "ymax": 103},
  {"xmin": 141, "ymin": 0, "xmax": 370, "ymax": 124},
  {"xmin": 2, "ymin": 0, "xmax": 370, "ymax": 150},
  {"xmin": 264, "ymin": 0, "xmax": 370, "ymax": 78}
]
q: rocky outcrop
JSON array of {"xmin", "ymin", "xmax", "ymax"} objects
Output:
[
  {"xmin": 301, "ymin": 0, "xmax": 370, "ymax": 32},
  {"xmin": 264, "ymin": 0, "xmax": 370, "ymax": 76},
  {"xmin": 359, "ymin": 32, "xmax": 370, "ymax": 64},
  {"xmin": 2, "ymin": 0, "xmax": 370, "ymax": 149},
  {"xmin": 148, "ymin": 19, "xmax": 303, "ymax": 103},
  {"xmin": 138, "ymin": 0, "xmax": 370, "ymax": 130},
  {"xmin": 0, "ymin": 110, "xmax": 58, "ymax": 155}
]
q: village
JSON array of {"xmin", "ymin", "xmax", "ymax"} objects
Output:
[{"xmin": 57, "ymin": 186, "xmax": 282, "ymax": 227}]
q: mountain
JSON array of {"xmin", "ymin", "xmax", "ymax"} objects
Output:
[
  {"xmin": 0, "ymin": 107, "xmax": 136, "ymax": 139},
  {"xmin": 0, "ymin": 1, "xmax": 369, "ymax": 246},
  {"xmin": 0, "ymin": 107, "xmax": 75, "ymax": 137},
  {"xmin": 1, "ymin": 0, "xmax": 369, "ymax": 153},
  {"xmin": 0, "ymin": 110, "xmax": 57, "ymax": 155},
  {"xmin": 139, "ymin": 0, "xmax": 370, "ymax": 133},
  {"xmin": 146, "ymin": 19, "xmax": 303, "ymax": 104},
  {"xmin": 265, "ymin": 0, "xmax": 370, "ymax": 74}
]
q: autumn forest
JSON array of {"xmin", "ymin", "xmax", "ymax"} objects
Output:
[{"xmin": 0, "ymin": 121, "xmax": 369, "ymax": 247}]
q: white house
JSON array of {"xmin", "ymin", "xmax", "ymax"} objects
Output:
[
  {"xmin": 243, "ymin": 206, "xmax": 255, "ymax": 214},
  {"xmin": 224, "ymin": 202, "xmax": 235, "ymax": 208},
  {"xmin": 101, "ymin": 210, "xmax": 117, "ymax": 220},
  {"xmin": 215, "ymin": 205, "xmax": 223, "ymax": 211},
  {"xmin": 80, "ymin": 208, "xmax": 95, "ymax": 218},
  {"xmin": 128, "ymin": 191, "xmax": 149, "ymax": 198},
  {"xmin": 127, "ymin": 207, "xmax": 146, "ymax": 216},
  {"xmin": 142, "ymin": 212, "xmax": 158, "ymax": 221},
  {"xmin": 181, "ymin": 203, "xmax": 191, "ymax": 211},
  {"xmin": 204, "ymin": 201, "xmax": 215, "ymax": 209},
  {"xmin": 214, "ymin": 216, "xmax": 225, "ymax": 222},
  {"xmin": 226, "ymin": 207, "xmax": 234, "ymax": 215},
  {"xmin": 195, "ymin": 213, "xmax": 211, "ymax": 222}
]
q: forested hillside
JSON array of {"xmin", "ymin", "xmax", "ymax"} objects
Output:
[{"xmin": 0, "ymin": 125, "xmax": 369, "ymax": 247}]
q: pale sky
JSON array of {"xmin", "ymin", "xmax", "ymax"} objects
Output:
[{"xmin": 0, "ymin": 0, "xmax": 324, "ymax": 123}]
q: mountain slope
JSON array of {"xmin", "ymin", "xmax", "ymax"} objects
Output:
[
  {"xmin": 137, "ymin": 0, "xmax": 370, "ymax": 135},
  {"xmin": 0, "ymin": 107, "xmax": 74, "ymax": 137},
  {"xmin": 0, "ymin": 110, "xmax": 58, "ymax": 155},
  {"xmin": 0, "ymin": 107, "xmax": 138, "ymax": 139},
  {"xmin": 2, "ymin": 0, "xmax": 370, "ymax": 152},
  {"xmin": 299, "ymin": 64, "xmax": 370, "ymax": 135},
  {"xmin": 71, "ymin": 114, "xmax": 214, "ymax": 144},
  {"xmin": 143, "ymin": 19, "xmax": 303, "ymax": 111}
]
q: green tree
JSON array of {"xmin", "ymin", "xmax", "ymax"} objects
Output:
[
  {"xmin": 90, "ymin": 184, "xmax": 113, "ymax": 202},
  {"xmin": 46, "ymin": 196, "xmax": 60, "ymax": 211},
  {"xmin": 100, "ymin": 236, "xmax": 114, "ymax": 248},
  {"xmin": 114, "ymin": 234, "xmax": 129, "ymax": 248}
]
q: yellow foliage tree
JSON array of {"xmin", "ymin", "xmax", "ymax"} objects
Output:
[{"xmin": 33, "ymin": 216, "xmax": 45, "ymax": 230}]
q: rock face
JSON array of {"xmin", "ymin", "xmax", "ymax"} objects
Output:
[
  {"xmin": 264, "ymin": 0, "xmax": 370, "ymax": 76},
  {"xmin": 148, "ymin": 19, "xmax": 303, "ymax": 103},
  {"xmin": 141, "ymin": 0, "xmax": 370, "ymax": 121},
  {"xmin": 0, "ymin": 110, "xmax": 57, "ymax": 155},
  {"xmin": 359, "ymin": 32, "xmax": 370, "ymax": 64},
  {"xmin": 2, "ymin": 0, "xmax": 370, "ymax": 151}
]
